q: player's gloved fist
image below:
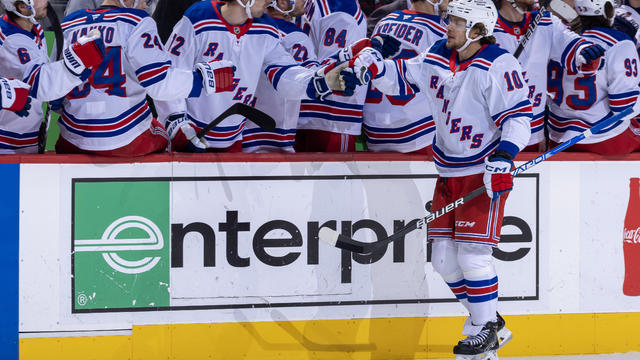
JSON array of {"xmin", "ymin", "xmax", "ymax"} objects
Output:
[
  {"xmin": 307, "ymin": 61, "xmax": 351, "ymax": 100},
  {"xmin": 195, "ymin": 60, "xmax": 236, "ymax": 95},
  {"xmin": 165, "ymin": 113, "xmax": 209, "ymax": 153},
  {"xmin": 63, "ymin": 29, "xmax": 105, "ymax": 79},
  {"xmin": 337, "ymin": 38, "xmax": 372, "ymax": 62},
  {"xmin": 577, "ymin": 43, "xmax": 605, "ymax": 73},
  {"xmin": 370, "ymin": 34, "xmax": 401, "ymax": 59},
  {"xmin": 483, "ymin": 150, "xmax": 514, "ymax": 201},
  {"xmin": 349, "ymin": 48, "xmax": 385, "ymax": 85},
  {"xmin": 0, "ymin": 78, "xmax": 31, "ymax": 117}
]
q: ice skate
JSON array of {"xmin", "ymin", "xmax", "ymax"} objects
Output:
[
  {"xmin": 463, "ymin": 313, "xmax": 511, "ymax": 350},
  {"xmin": 495, "ymin": 313, "xmax": 512, "ymax": 349},
  {"xmin": 454, "ymin": 321, "xmax": 499, "ymax": 360}
]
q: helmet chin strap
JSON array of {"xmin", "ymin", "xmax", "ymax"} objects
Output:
[
  {"xmin": 457, "ymin": 28, "xmax": 481, "ymax": 52},
  {"xmin": 15, "ymin": 10, "xmax": 37, "ymax": 24},
  {"xmin": 426, "ymin": 0, "xmax": 444, "ymax": 15},
  {"xmin": 507, "ymin": 0, "xmax": 524, "ymax": 14},
  {"xmin": 236, "ymin": 0, "xmax": 255, "ymax": 18}
]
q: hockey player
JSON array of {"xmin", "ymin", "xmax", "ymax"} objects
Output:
[
  {"xmin": 242, "ymin": 0, "xmax": 314, "ymax": 153},
  {"xmin": 363, "ymin": 0, "xmax": 447, "ymax": 154},
  {"xmin": 0, "ymin": 0, "xmax": 105, "ymax": 153},
  {"xmin": 56, "ymin": 0, "xmax": 236, "ymax": 156},
  {"xmin": 347, "ymin": 0, "xmax": 531, "ymax": 358},
  {"xmin": 493, "ymin": 0, "xmax": 606, "ymax": 150},
  {"xmin": 547, "ymin": 0, "xmax": 640, "ymax": 155},
  {"xmin": 295, "ymin": 0, "xmax": 368, "ymax": 152},
  {"xmin": 155, "ymin": 0, "xmax": 362, "ymax": 152}
]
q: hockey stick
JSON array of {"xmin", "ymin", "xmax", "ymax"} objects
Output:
[
  {"xmin": 196, "ymin": 102, "xmax": 276, "ymax": 139},
  {"xmin": 38, "ymin": 2, "xmax": 64, "ymax": 154},
  {"xmin": 319, "ymin": 107, "xmax": 634, "ymax": 254},
  {"xmin": 513, "ymin": 5, "xmax": 547, "ymax": 59}
]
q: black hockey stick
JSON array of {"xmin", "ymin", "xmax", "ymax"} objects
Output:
[
  {"xmin": 38, "ymin": 2, "xmax": 64, "ymax": 154},
  {"xmin": 196, "ymin": 102, "xmax": 276, "ymax": 139},
  {"xmin": 513, "ymin": 5, "xmax": 547, "ymax": 59},
  {"xmin": 319, "ymin": 107, "xmax": 633, "ymax": 254}
]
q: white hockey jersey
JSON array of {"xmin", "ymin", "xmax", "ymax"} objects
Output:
[
  {"xmin": 0, "ymin": 15, "xmax": 84, "ymax": 153},
  {"xmin": 372, "ymin": 41, "xmax": 532, "ymax": 176},
  {"xmin": 297, "ymin": 0, "xmax": 368, "ymax": 135},
  {"xmin": 156, "ymin": 1, "xmax": 315, "ymax": 149},
  {"xmin": 59, "ymin": 7, "xmax": 195, "ymax": 151},
  {"xmin": 364, "ymin": 10, "xmax": 445, "ymax": 152},
  {"xmin": 493, "ymin": 11, "xmax": 585, "ymax": 146},
  {"xmin": 243, "ymin": 17, "xmax": 318, "ymax": 153},
  {"xmin": 547, "ymin": 26, "xmax": 639, "ymax": 144}
]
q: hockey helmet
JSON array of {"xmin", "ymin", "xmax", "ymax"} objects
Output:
[
  {"xmin": 269, "ymin": 0, "xmax": 295, "ymax": 15},
  {"xmin": 1, "ymin": 0, "xmax": 39, "ymax": 24},
  {"xmin": 447, "ymin": 0, "xmax": 498, "ymax": 50},
  {"xmin": 574, "ymin": 0, "xmax": 615, "ymax": 18}
]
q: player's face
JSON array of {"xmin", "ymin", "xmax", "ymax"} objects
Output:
[
  {"xmin": 514, "ymin": 0, "xmax": 535, "ymax": 10},
  {"xmin": 33, "ymin": 0, "xmax": 48, "ymax": 20},
  {"xmin": 250, "ymin": 0, "xmax": 270, "ymax": 17},
  {"xmin": 446, "ymin": 15, "xmax": 467, "ymax": 49},
  {"xmin": 290, "ymin": 0, "xmax": 306, "ymax": 17}
]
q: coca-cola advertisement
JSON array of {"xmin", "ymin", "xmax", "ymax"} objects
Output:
[{"xmin": 623, "ymin": 177, "xmax": 640, "ymax": 296}]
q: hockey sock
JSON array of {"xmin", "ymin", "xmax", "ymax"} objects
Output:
[
  {"xmin": 464, "ymin": 266, "xmax": 498, "ymax": 326},
  {"xmin": 458, "ymin": 243, "xmax": 498, "ymax": 326}
]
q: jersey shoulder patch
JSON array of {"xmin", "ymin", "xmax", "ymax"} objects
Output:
[
  {"xmin": 183, "ymin": 0, "xmax": 218, "ymax": 24},
  {"xmin": 272, "ymin": 18, "xmax": 305, "ymax": 35},
  {"xmin": 62, "ymin": 8, "xmax": 147, "ymax": 32},
  {"xmin": 583, "ymin": 26, "xmax": 635, "ymax": 47},
  {"xmin": 315, "ymin": 0, "xmax": 360, "ymax": 17}
]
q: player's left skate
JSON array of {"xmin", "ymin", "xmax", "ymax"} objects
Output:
[{"xmin": 454, "ymin": 321, "xmax": 500, "ymax": 360}]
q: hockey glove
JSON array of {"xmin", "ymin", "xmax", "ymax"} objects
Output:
[
  {"xmin": 483, "ymin": 150, "xmax": 514, "ymax": 201},
  {"xmin": 0, "ymin": 78, "xmax": 31, "ymax": 118},
  {"xmin": 307, "ymin": 61, "xmax": 356, "ymax": 100},
  {"xmin": 194, "ymin": 60, "xmax": 236, "ymax": 95},
  {"xmin": 349, "ymin": 48, "xmax": 385, "ymax": 85},
  {"xmin": 576, "ymin": 43, "xmax": 605, "ymax": 74},
  {"xmin": 165, "ymin": 113, "xmax": 209, "ymax": 153},
  {"xmin": 370, "ymin": 34, "xmax": 401, "ymax": 59},
  {"xmin": 63, "ymin": 29, "xmax": 105, "ymax": 79}
]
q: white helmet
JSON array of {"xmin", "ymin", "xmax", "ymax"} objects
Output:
[
  {"xmin": 574, "ymin": 0, "xmax": 615, "ymax": 18},
  {"xmin": 1, "ymin": 0, "xmax": 37, "ymax": 24},
  {"xmin": 269, "ymin": 0, "xmax": 295, "ymax": 15},
  {"xmin": 447, "ymin": 0, "xmax": 498, "ymax": 51}
]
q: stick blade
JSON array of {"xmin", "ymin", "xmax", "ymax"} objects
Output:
[
  {"xmin": 235, "ymin": 103, "xmax": 277, "ymax": 131},
  {"xmin": 318, "ymin": 227, "xmax": 368, "ymax": 253}
]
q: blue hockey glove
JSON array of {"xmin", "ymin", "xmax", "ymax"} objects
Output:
[{"xmin": 371, "ymin": 34, "xmax": 401, "ymax": 59}]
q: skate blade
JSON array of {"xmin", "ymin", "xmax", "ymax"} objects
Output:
[
  {"xmin": 497, "ymin": 327, "xmax": 513, "ymax": 349},
  {"xmin": 455, "ymin": 350, "xmax": 498, "ymax": 360}
]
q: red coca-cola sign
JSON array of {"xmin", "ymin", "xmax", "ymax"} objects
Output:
[{"xmin": 623, "ymin": 178, "xmax": 640, "ymax": 296}]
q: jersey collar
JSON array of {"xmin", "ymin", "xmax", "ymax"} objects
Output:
[
  {"xmin": 212, "ymin": 0, "xmax": 253, "ymax": 39},
  {"xmin": 1, "ymin": 14, "xmax": 42, "ymax": 45},
  {"xmin": 496, "ymin": 11, "xmax": 531, "ymax": 38},
  {"xmin": 448, "ymin": 44, "xmax": 489, "ymax": 74}
]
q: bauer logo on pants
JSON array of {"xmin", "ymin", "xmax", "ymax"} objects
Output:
[{"xmin": 72, "ymin": 181, "xmax": 170, "ymax": 311}]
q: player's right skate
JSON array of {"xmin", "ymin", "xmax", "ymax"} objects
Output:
[{"xmin": 454, "ymin": 321, "xmax": 500, "ymax": 360}]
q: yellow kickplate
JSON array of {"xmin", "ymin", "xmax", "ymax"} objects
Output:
[{"xmin": 20, "ymin": 313, "xmax": 640, "ymax": 360}]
